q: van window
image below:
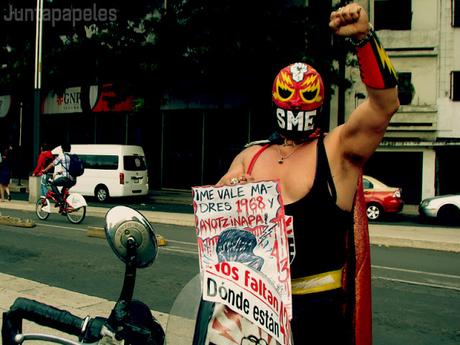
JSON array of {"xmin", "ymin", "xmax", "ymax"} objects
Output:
[
  {"xmin": 124, "ymin": 155, "xmax": 147, "ymax": 171},
  {"xmin": 80, "ymin": 154, "xmax": 119, "ymax": 170}
]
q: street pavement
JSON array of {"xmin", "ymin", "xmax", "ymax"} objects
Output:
[{"xmin": 1, "ymin": 183, "xmax": 460, "ymax": 344}]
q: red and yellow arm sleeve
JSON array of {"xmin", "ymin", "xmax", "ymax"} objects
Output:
[{"xmin": 350, "ymin": 25, "xmax": 398, "ymax": 89}]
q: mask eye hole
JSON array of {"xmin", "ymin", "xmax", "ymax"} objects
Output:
[
  {"xmin": 277, "ymin": 86, "xmax": 293, "ymax": 101},
  {"xmin": 301, "ymin": 89, "xmax": 318, "ymax": 103}
]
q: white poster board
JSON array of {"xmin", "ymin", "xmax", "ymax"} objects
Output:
[{"xmin": 193, "ymin": 181, "xmax": 292, "ymax": 345}]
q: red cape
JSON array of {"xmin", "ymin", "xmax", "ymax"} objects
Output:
[{"xmin": 346, "ymin": 174, "xmax": 372, "ymax": 345}]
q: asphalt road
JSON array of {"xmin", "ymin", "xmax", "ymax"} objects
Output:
[
  {"xmin": 9, "ymin": 191, "xmax": 195, "ymax": 215},
  {"xmin": 1, "ymin": 207, "xmax": 459, "ymax": 344},
  {"xmin": 0, "ymin": 208, "xmax": 199, "ymax": 314}
]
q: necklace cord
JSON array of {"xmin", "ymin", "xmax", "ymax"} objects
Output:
[{"xmin": 277, "ymin": 144, "xmax": 302, "ymax": 164}]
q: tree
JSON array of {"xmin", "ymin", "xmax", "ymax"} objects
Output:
[
  {"xmin": 0, "ymin": 0, "xmax": 37, "ymax": 98},
  {"xmin": 1, "ymin": 0, "xmax": 348, "ymax": 117},
  {"xmin": 0, "ymin": 0, "xmax": 164, "ymax": 110},
  {"xmin": 159, "ymin": 0, "xmax": 335, "ymax": 99}
]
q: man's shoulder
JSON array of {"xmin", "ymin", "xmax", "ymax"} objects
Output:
[
  {"xmin": 244, "ymin": 139, "xmax": 271, "ymax": 148},
  {"xmin": 54, "ymin": 153, "xmax": 66, "ymax": 161},
  {"xmin": 242, "ymin": 142, "xmax": 269, "ymax": 156},
  {"xmin": 238, "ymin": 142, "xmax": 270, "ymax": 165}
]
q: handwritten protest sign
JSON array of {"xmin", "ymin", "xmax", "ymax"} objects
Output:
[{"xmin": 193, "ymin": 181, "xmax": 292, "ymax": 345}]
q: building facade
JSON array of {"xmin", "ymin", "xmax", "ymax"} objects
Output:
[{"xmin": 333, "ymin": 0, "xmax": 460, "ymax": 204}]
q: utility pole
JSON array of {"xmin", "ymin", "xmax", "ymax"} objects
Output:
[
  {"xmin": 337, "ymin": 42, "xmax": 346, "ymax": 125},
  {"xmin": 336, "ymin": 0, "xmax": 350, "ymax": 126},
  {"xmin": 308, "ymin": 0, "xmax": 334, "ymax": 130},
  {"xmin": 33, "ymin": 0, "xmax": 44, "ymax": 165}
]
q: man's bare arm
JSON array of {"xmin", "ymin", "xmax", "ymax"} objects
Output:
[
  {"xmin": 329, "ymin": 3, "xmax": 399, "ymax": 164},
  {"xmin": 339, "ymin": 88, "xmax": 399, "ymax": 163}
]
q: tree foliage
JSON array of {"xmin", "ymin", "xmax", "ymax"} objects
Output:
[
  {"xmin": 158, "ymin": 0, "xmax": 339, "ymax": 104},
  {"xmin": 0, "ymin": 0, "xmax": 347, "ymax": 111},
  {"xmin": 1, "ymin": 0, "xmax": 163, "ymax": 105}
]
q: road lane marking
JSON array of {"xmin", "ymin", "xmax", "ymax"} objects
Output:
[
  {"xmin": 36, "ymin": 222, "xmax": 86, "ymax": 232},
  {"xmin": 373, "ymin": 276, "xmax": 460, "ymax": 291},
  {"xmin": 372, "ymin": 265, "xmax": 460, "ymax": 279},
  {"xmin": 166, "ymin": 239, "xmax": 197, "ymax": 246},
  {"xmin": 160, "ymin": 247, "xmax": 198, "ymax": 256}
]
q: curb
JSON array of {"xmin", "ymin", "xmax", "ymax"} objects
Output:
[
  {"xmin": 0, "ymin": 215, "xmax": 35, "ymax": 228},
  {"xmin": 369, "ymin": 223, "xmax": 460, "ymax": 253},
  {"xmin": 370, "ymin": 236, "xmax": 460, "ymax": 253},
  {"xmin": 87, "ymin": 226, "xmax": 106, "ymax": 239}
]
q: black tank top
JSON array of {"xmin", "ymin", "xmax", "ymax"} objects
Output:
[{"xmin": 248, "ymin": 136, "xmax": 353, "ymax": 279}]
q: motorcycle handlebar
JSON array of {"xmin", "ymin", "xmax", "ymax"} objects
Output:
[
  {"xmin": 3, "ymin": 297, "xmax": 158, "ymax": 345},
  {"xmin": 8, "ymin": 298, "xmax": 86, "ymax": 338}
]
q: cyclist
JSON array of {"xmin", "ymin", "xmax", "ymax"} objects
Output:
[
  {"xmin": 32, "ymin": 143, "xmax": 55, "ymax": 197},
  {"xmin": 41, "ymin": 142, "xmax": 76, "ymax": 211}
]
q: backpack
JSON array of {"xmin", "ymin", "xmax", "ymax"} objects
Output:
[{"xmin": 65, "ymin": 153, "xmax": 85, "ymax": 177}]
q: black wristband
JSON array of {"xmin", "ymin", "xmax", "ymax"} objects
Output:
[{"xmin": 347, "ymin": 23, "xmax": 375, "ymax": 48}]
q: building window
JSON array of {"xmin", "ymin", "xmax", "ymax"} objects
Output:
[
  {"xmin": 453, "ymin": 0, "xmax": 460, "ymax": 27},
  {"xmin": 451, "ymin": 71, "xmax": 460, "ymax": 101},
  {"xmin": 374, "ymin": 0, "xmax": 412, "ymax": 30},
  {"xmin": 398, "ymin": 72, "xmax": 414, "ymax": 105}
]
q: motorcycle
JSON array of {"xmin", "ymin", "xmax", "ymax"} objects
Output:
[
  {"xmin": 35, "ymin": 177, "xmax": 87, "ymax": 224},
  {"xmin": 2, "ymin": 205, "xmax": 165, "ymax": 345}
]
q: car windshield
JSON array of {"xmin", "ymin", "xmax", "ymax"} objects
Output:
[{"xmin": 123, "ymin": 155, "xmax": 147, "ymax": 171}]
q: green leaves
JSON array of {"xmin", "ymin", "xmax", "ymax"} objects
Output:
[{"xmin": 0, "ymin": 0, "xmax": 349, "ymax": 114}]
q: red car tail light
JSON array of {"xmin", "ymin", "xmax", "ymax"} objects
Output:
[{"xmin": 119, "ymin": 172, "xmax": 125, "ymax": 185}]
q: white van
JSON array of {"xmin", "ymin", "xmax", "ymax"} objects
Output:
[{"xmin": 53, "ymin": 144, "xmax": 149, "ymax": 202}]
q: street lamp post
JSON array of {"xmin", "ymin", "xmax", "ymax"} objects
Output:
[{"xmin": 33, "ymin": 0, "xmax": 44, "ymax": 164}]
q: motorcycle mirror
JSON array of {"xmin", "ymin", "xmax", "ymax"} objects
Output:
[{"xmin": 105, "ymin": 206, "xmax": 158, "ymax": 268}]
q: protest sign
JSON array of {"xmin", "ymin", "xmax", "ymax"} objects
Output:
[{"xmin": 193, "ymin": 180, "xmax": 292, "ymax": 344}]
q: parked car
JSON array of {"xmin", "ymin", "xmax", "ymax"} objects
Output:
[
  {"xmin": 363, "ymin": 175, "xmax": 404, "ymax": 221},
  {"xmin": 418, "ymin": 194, "xmax": 460, "ymax": 224}
]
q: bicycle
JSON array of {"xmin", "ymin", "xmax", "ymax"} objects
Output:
[{"xmin": 35, "ymin": 177, "xmax": 87, "ymax": 224}]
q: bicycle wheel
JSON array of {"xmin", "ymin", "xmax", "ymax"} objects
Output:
[
  {"xmin": 66, "ymin": 206, "xmax": 86, "ymax": 224},
  {"xmin": 35, "ymin": 197, "xmax": 50, "ymax": 220}
]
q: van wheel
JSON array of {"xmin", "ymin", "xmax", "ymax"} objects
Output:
[{"xmin": 95, "ymin": 185, "xmax": 109, "ymax": 202}]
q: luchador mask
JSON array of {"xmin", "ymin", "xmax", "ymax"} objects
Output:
[{"xmin": 272, "ymin": 63, "xmax": 324, "ymax": 139}]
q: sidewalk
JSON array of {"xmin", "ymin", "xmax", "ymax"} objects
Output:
[
  {"xmin": 1, "ymin": 186, "xmax": 460, "ymax": 344},
  {"xmin": 1, "ymin": 189, "xmax": 460, "ymax": 252},
  {"xmin": 0, "ymin": 271, "xmax": 182, "ymax": 344}
]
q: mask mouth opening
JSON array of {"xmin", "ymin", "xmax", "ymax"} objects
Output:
[{"xmin": 272, "ymin": 104, "xmax": 322, "ymax": 142}]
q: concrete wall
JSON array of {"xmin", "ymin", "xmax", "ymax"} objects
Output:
[
  {"xmin": 422, "ymin": 149, "xmax": 436, "ymax": 199},
  {"xmin": 412, "ymin": 0, "xmax": 438, "ymax": 30},
  {"xmin": 392, "ymin": 55, "xmax": 438, "ymax": 106},
  {"xmin": 438, "ymin": 0, "xmax": 460, "ymax": 138}
]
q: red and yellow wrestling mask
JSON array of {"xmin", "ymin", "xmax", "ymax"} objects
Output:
[{"xmin": 272, "ymin": 63, "xmax": 324, "ymax": 140}]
